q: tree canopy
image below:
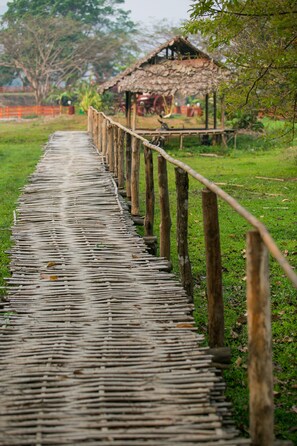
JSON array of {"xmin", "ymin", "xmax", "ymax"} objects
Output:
[
  {"xmin": 185, "ymin": 0, "xmax": 297, "ymax": 131},
  {"xmin": 0, "ymin": 0, "xmax": 138, "ymax": 100},
  {"xmin": 4, "ymin": 0, "xmax": 134, "ymax": 31}
]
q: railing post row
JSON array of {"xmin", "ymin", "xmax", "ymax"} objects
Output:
[
  {"xmin": 144, "ymin": 147, "xmax": 155, "ymax": 237},
  {"xmin": 246, "ymin": 230, "xmax": 274, "ymax": 446},
  {"xmin": 113, "ymin": 124, "xmax": 118, "ymax": 179},
  {"xmin": 107, "ymin": 123, "xmax": 113, "ymax": 171},
  {"xmin": 158, "ymin": 155, "xmax": 171, "ymax": 262},
  {"xmin": 202, "ymin": 188, "xmax": 224, "ymax": 348},
  {"xmin": 117, "ymin": 128, "xmax": 125, "ymax": 190},
  {"xmin": 126, "ymin": 133, "xmax": 132, "ymax": 199},
  {"xmin": 175, "ymin": 168, "xmax": 193, "ymax": 302},
  {"xmin": 131, "ymin": 136, "xmax": 140, "ymax": 216}
]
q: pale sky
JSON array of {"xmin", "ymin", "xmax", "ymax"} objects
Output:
[{"xmin": 0, "ymin": 0, "xmax": 194, "ymax": 23}]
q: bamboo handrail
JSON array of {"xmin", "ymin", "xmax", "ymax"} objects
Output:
[{"xmin": 91, "ymin": 108, "xmax": 297, "ymax": 289}]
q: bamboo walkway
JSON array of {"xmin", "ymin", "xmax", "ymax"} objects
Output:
[{"xmin": 0, "ymin": 132, "xmax": 249, "ymax": 445}]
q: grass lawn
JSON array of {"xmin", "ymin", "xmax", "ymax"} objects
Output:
[
  {"xmin": 0, "ymin": 114, "xmax": 296, "ymax": 442},
  {"xmin": 0, "ymin": 115, "xmax": 87, "ymax": 299}
]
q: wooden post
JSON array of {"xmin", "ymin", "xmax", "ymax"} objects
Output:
[
  {"xmin": 97, "ymin": 112, "xmax": 102, "ymax": 152},
  {"xmin": 126, "ymin": 133, "xmax": 132, "ymax": 199},
  {"xmin": 102, "ymin": 118, "xmax": 107, "ymax": 160},
  {"xmin": 213, "ymin": 92, "xmax": 217, "ymax": 129},
  {"xmin": 158, "ymin": 155, "xmax": 171, "ymax": 261},
  {"xmin": 221, "ymin": 96, "xmax": 225, "ymax": 130},
  {"xmin": 144, "ymin": 147, "xmax": 154, "ymax": 237},
  {"xmin": 175, "ymin": 168, "xmax": 193, "ymax": 301},
  {"xmin": 126, "ymin": 91, "xmax": 132, "ymax": 128},
  {"xmin": 179, "ymin": 135, "xmax": 184, "ymax": 150},
  {"xmin": 131, "ymin": 136, "xmax": 140, "ymax": 216},
  {"xmin": 113, "ymin": 124, "xmax": 118, "ymax": 179},
  {"xmin": 107, "ymin": 123, "xmax": 114, "ymax": 170},
  {"xmin": 132, "ymin": 93, "xmax": 137, "ymax": 131},
  {"xmin": 117, "ymin": 128, "xmax": 125, "ymax": 189},
  {"xmin": 246, "ymin": 230, "xmax": 274, "ymax": 446},
  {"xmin": 202, "ymin": 188, "xmax": 224, "ymax": 348},
  {"xmin": 88, "ymin": 108, "xmax": 92, "ymax": 132},
  {"xmin": 205, "ymin": 94, "xmax": 209, "ymax": 130}
]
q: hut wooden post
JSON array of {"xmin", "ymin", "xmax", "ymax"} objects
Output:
[
  {"xmin": 117, "ymin": 128, "xmax": 125, "ymax": 189},
  {"xmin": 175, "ymin": 168, "xmax": 193, "ymax": 301},
  {"xmin": 131, "ymin": 136, "xmax": 140, "ymax": 216},
  {"xmin": 213, "ymin": 92, "xmax": 217, "ymax": 130},
  {"xmin": 221, "ymin": 96, "xmax": 225, "ymax": 130},
  {"xmin": 246, "ymin": 230, "xmax": 274, "ymax": 446},
  {"xmin": 132, "ymin": 93, "xmax": 137, "ymax": 131},
  {"xmin": 113, "ymin": 124, "xmax": 118, "ymax": 179},
  {"xmin": 221, "ymin": 97, "xmax": 227, "ymax": 147},
  {"xmin": 158, "ymin": 155, "xmax": 171, "ymax": 261},
  {"xmin": 126, "ymin": 91, "xmax": 132, "ymax": 128},
  {"xmin": 202, "ymin": 188, "xmax": 224, "ymax": 348},
  {"xmin": 205, "ymin": 94, "xmax": 209, "ymax": 130},
  {"xmin": 144, "ymin": 147, "xmax": 155, "ymax": 237},
  {"xmin": 126, "ymin": 133, "xmax": 132, "ymax": 199}
]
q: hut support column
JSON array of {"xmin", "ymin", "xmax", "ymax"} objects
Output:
[
  {"xmin": 126, "ymin": 91, "xmax": 132, "ymax": 128},
  {"xmin": 132, "ymin": 93, "xmax": 137, "ymax": 131},
  {"xmin": 205, "ymin": 94, "xmax": 209, "ymax": 130},
  {"xmin": 213, "ymin": 92, "xmax": 217, "ymax": 129}
]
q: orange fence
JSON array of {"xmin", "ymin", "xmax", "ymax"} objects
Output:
[
  {"xmin": 0, "ymin": 105, "xmax": 71, "ymax": 119},
  {"xmin": 0, "ymin": 86, "xmax": 33, "ymax": 93}
]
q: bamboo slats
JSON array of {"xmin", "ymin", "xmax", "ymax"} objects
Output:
[{"xmin": 0, "ymin": 131, "xmax": 248, "ymax": 446}]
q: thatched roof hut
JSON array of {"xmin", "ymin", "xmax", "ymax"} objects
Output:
[
  {"xmin": 99, "ymin": 36, "xmax": 229, "ymax": 131},
  {"xmin": 117, "ymin": 58, "xmax": 227, "ymax": 97}
]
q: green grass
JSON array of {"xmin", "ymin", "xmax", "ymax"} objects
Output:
[
  {"xmin": 0, "ymin": 116, "xmax": 296, "ymax": 442},
  {"xmin": 138, "ymin": 128, "xmax": 297, "ymax": 442},
  {"xmin": 0, "ymin": 115, "xmax": 87, "ymax": 299}
]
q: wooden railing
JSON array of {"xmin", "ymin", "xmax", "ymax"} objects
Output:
[{"xmin": 89, "ymin": 107, "xmax": 297, "ymax": 446}]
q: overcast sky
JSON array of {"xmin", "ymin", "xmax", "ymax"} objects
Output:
[{"xmin": 0, "ymin": 0, "xmax": 193, "ymax": 23}]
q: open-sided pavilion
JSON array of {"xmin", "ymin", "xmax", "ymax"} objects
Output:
[{"xmin": 99, "ymin": 36, "xmax": 233, "ymax": 146}]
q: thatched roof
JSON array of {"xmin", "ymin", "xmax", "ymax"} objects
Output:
[
  {"xmin": 117, "ymin": 58, "xmax": 228, "ymax": 96},
  {"xmin": 98, "ymin": 35, "xmax": 226, "ymax": 95}
]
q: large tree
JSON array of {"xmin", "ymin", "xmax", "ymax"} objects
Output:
[
  {"xmin": 2, "ymin": 0, "xmax": 137, "ymax": 88},
  {"xmin": 0, "ymin": 16, "xmax": 96, "ymax": 104},
  {"xmin": 185, "ymin": 0, "xmax": 297, "ymax": 131}
]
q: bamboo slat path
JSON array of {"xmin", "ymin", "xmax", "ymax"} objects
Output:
[{"xmin": 0, "ymin": 131, "xmax": 249, "ymax": 445}]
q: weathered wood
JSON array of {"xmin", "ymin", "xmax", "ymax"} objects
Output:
[
  {"xmin": 113, "ymin": 124, "xmax": 118, "ymax": 178},
  {"xmin": 87, "ymin": 108, "xmax": 92, "ymax": 133},
  {"xmin": 175, "ymin": 167, "xmax": 193, "ymax": 301},
  {"xmin": 132, "ymin": 93, "xmax": 137, "ymax": 131},
  {"xmin": 144, "ymin": 147, "xmax": 155, "ymax": 237},
  {"xmin": 213, "ymin": 92, "xmax": 217, "ymax": 130},
  {"xmin": 179, "ymin": 135, "xmax": 184, "ymax": 150},
  {"xmin": 158, "ymin": 155, "xmax": 171, "ymax": 261},
  {"xmin": 246, "ymin": 230, "xmax": 274, "ymax": 446},
  {"xmin": 131, "ymin": 136, "xmax": 140, "ymax": 216},
  {"xmin": 143, "ymin": 235, "xmax": 158, "ymax": 256},
  {"xmin": 0, "ymin": 130, "xmax": 248, "ymax": 446},
  {"xmin": 126, "ymin": 133, "xmax": 132, "ymax": 199},
  {"xmin": 125, "ymin": 91, "xmax": 132, "ymax": 128},
  {"xmin": 117, "ymin": 128, "xmax": 125, "ymax": 189},
  {"xmin": 107, "ymin": 123, "xmax": 114, "ymax": 169},
  {"xmin": 101, "ymin": 117, "xmax": 107, "ymax": 159},
  {"xmin": 97, "ymin": 112, "xmax": 102, "ymax": 152},
  {"xmin": 208, "ymin": 347, "xmax": 231, "ymax": 365},
  {"xmin": 205, "ymin": 94, "xmax": 209, "ymax": 130},
  {"xmin": 202, "ymin": 188, "xmax": 224, "ymax": 348}
]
